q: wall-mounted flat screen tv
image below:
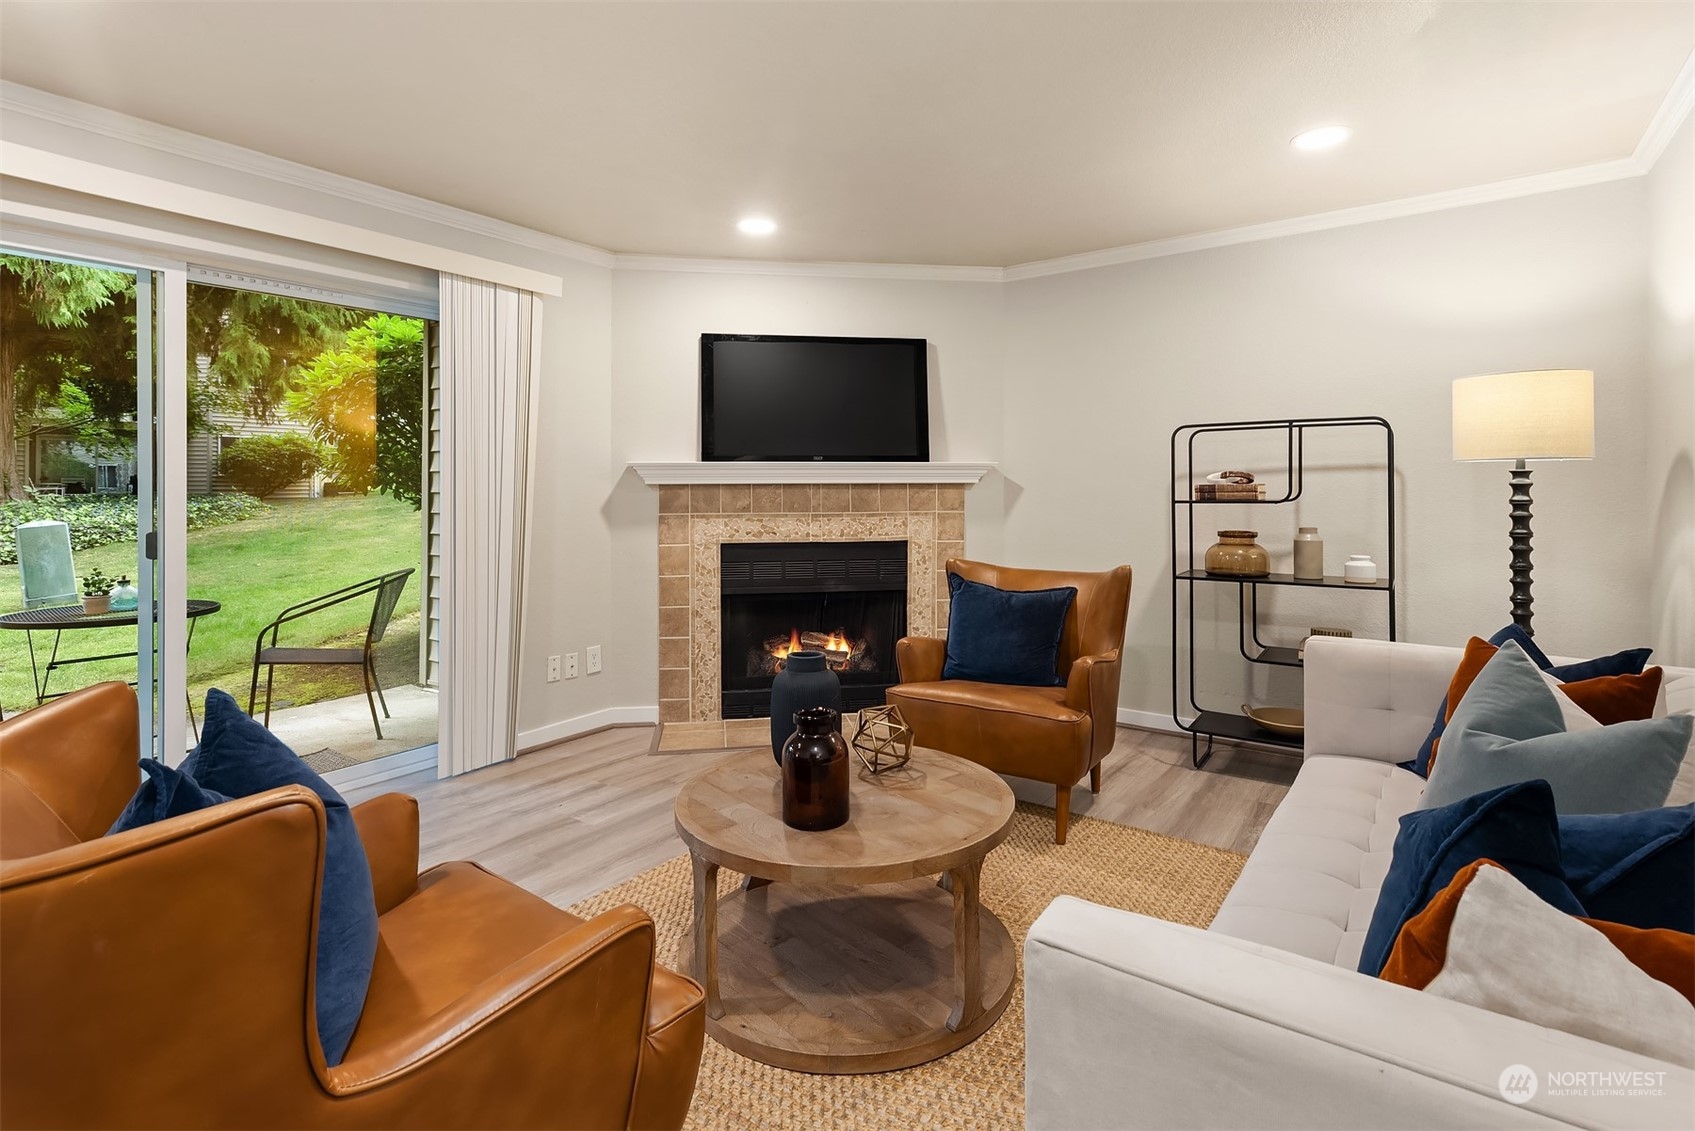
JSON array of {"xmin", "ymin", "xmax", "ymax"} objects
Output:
[{"xmin": 700, "ymin": 333, "xmax": 929, "ymax": 461}]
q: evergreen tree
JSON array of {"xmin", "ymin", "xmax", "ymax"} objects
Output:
[
  {"xmin": 2, "ymin": 254, "xmax": 365, "ymax": 499},
  {"xmin": 0, "ymin": 255, "xmax": 133, "ymax": 498}
]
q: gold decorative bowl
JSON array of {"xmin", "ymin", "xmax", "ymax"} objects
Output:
[{"xmin": 1242, "ymin": 705, "xmax": 1304, "ymax": 737}]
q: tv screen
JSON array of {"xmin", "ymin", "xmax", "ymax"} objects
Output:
[{"xmin": 700, "ymin": 334, "xmax": 929, "ymax": 461}]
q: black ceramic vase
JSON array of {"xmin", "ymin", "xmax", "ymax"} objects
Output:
[
  {"xmin": 768, "ymin": 649, "xmax": 841, "ymax": 763},
  {"xmin": 781, "ymin": 707, "xmax": 851, "ymax": 831}
]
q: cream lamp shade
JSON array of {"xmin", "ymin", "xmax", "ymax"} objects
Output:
[{"xmin": 1452, "ymin": 370, "xmax": 1594, "ymax": 461}]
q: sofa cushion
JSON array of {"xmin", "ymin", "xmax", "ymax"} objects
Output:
[
  {"xmin": 1420, "ymin": 639, "xmax": 1663, "ymax": 777},
  {"xmin": 2, "ymin": 766, "xmax": 87, "ymax": 858},
  {"xmin": 1409, "ymin": 626, "xmax": 1547, "ymax": 776},
  {"xmin": 1379, "ymin": 860, "xmax": 1694, "ymax": 1066},
  {"xmin": 941, "ymin": 573, "xmax": 1075, "ymax": 687},
  {"xmin": 346, "ymin": 860, "xmax": 586, "ymax": 1054},
  {"xmin": 1549, "ymin": 667, "xmax": 1665, "ymax": 727},
  {"xmin": 1408, "ymin": 627, "xmax": 1653, "ymax": 777},
  {"xmin": 1382, "ymin": 858, "xmax": 1695, "ymax": 1007},
  {"xmin": 182, "ymin": 689, "xmax": 378, "ymax": 1067},
  {"xmin": 1209, "ymin": 756, "xmax": 1422, "ymax": 968},
  {"xmin": 1421, "ymin": 642, "xmax": 1693, "ymax": 814},
  {"xmin": 107, "ymin": 759, "xmax": 232, "ymax": 833},
  {"xmin": 887, "ymin": 679, "xmax": 1081, "ymax": 722},
  {"xmin": 1357, "ymin": 779, "xmax": 1585, "ymax": 977},
  {"xmin": 1560, "ymin": 805, "xmax": 1694, "ymax": 933}
]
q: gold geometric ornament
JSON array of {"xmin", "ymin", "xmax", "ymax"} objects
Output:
[{"xmin": 850, "ymin": 704, "xmax": 914, "ymax": 774}]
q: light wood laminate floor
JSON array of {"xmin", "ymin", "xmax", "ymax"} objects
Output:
[{"xmin": 344, "ymin": 726, "xmax": 1298, "ymax": 908}]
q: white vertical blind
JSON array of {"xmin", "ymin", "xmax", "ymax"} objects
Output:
[
  {"xmin": 437, "ymin": 275, "xmax": 542, "ymax": 777},
  {"xmin": 422, "ymin": 323, "xmax": 443, "ymax": 688}
]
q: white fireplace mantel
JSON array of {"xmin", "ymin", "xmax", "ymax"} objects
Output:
[{"xmin": 629, "ymin": 461, "xmax": 994, "ymax": 485}]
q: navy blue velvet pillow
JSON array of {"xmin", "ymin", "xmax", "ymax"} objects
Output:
[
  {"xmin": 181, "ymin": 689, "xmax": 377, "ymax": 1067},
  {"xmin": 1404, "ymin": 626, "xmax": 1651, "ymax": 777},
  {"xmin": 1560, "ymin": 804, "xmax": 1694, "ymax": 933},
  {"xmin": 1358, "ymin": 779, "xmax": 1585, "ymax": 977},
  {"xmin": 108, "ymin": 758, "xmax": 232, "ymax": 834},
  {"xmin": 1546, "ymin": 648, "xmax": 1655, "ymax": 683},
  {"xmin": 942, "ymin": 573, "xmax": 1076, "ymax": 687}
]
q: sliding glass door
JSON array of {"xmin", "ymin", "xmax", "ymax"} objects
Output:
[
  {"xmin": 179, "ymin": 279, "xmax": 437, "ymax": 769},
  {"xmin": 0, "ymin": 249, "xmax": 180, "ymax": 757},
  {"xmin": 5, "ymin": 238, "xmax": 437, "ymax": 770}
]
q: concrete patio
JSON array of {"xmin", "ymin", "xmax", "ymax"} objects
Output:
[{"xmin": 239, "ymin": 683, "xmax": 438, "ymax": 767}]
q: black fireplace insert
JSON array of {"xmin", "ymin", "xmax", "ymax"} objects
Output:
[{"xmin": 720, "ymin": 540, "xmax": 908, "ymax": 719}]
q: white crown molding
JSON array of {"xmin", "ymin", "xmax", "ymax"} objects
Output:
[
  {"xmin": 1635, "ymin": 48, "xmax": 1695, "ymax": 170},
  {"xmin": 613, "ymin": 253, "xmax": 1002, "ymax": 283},
  {"xmin": 4, "ymin": 56, "xmax": 1690, "ymax": 289},
  {"xmin": 629, "ymin": 461, "xmax": 994, "ymax": 485},
  {"xmin": 1002, "ymin": 158, "xmax": 1643, "ymax": 281},
  {"xmin": 0, "ymin": 80, "xmax": 614, "ymax": 270}
]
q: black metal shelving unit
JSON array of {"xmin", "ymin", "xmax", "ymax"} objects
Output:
[{"xmin": 1171, "ymin": 417, "xmax": 1397, "ymax": 768}]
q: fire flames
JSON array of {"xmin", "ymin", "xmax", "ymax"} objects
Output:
[{"xmin": 761, "ymin": 627, "xmax": 869, "ymax": 673}]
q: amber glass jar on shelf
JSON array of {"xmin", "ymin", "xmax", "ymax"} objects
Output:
[{"xmin": 1203, "ymin": 530, "xmax": 1270, "ymax": 577}]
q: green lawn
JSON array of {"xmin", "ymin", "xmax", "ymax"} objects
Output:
[{"xmin": 0, "ymin": 495, "xmax": 424, "ymax": 718}]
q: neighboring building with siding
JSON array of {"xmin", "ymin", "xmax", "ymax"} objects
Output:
[
  {"xmin": 14, "ymin": 407, "xmax": 320, "ymax": 499},
  {"xmin": 186, "ymin": 407, "xmax": 323, "ymax": 499}
]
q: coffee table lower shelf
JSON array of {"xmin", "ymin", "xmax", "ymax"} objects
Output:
[{"xmin": 678, "ymin": 876, "xmax": 1016, "ymax": 1074}]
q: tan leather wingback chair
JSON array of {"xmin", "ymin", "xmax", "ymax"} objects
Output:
[
  {"xmin": 0, "ymin": 683, "xmax": 705, "ymax": 1130},
  {"xmin": 887, "ymin": 559, "xmax": 1133, "ymax": 844}
]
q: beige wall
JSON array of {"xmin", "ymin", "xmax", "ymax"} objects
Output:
[
  {"xmin": 6, "ymin": 92, "xmax": 1685, "ymax": 743},
  {"xmin": 1646, "ymin": 114, "xmax": 1695, "ymax": 667},
  {"xmin": 602, "ymin": 270, "xmax": 1007, "ymax": 715},
  {"xmin": 1002, "ymin": 178, "xmax": 1653, "ymax": 719}
]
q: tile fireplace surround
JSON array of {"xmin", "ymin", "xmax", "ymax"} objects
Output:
[{"xmin": 653, "ymin": 483, "xmax": 967, "ymax": 750}]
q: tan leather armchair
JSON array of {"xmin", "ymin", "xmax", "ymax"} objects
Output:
[
  {"xmin": 0, "ymin": 683, "xmax": 705, "ymax": 1130},
  {"xmin": 887, "ymin": 559, "xmax": 1133, "ymax": 844}
]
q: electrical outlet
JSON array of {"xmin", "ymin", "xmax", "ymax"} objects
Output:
[
  {"xmin": 586, "ymin": 644, "xmax": 602, "ymax": 674},
  {"xmin": 565, "ymin": 652, "xmax": 580, "ymax": 679},
  {"xmin": 546, "ymin": 655, "xmax": 561, "ymax": 683}
]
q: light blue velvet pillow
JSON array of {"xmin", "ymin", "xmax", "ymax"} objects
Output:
[{"xmin": 1419, "ymin": 641, "xmax": 1692, "ymax": 815}]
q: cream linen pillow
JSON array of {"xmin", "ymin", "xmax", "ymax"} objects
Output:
[{"xmin": 1424, "ymin": 864, "xmax": 1695, "ymax": 1067}]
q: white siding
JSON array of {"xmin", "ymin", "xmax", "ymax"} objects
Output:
[{"xmin": 189, "ymin": 408, "xmax": 320, "ymax": 499}]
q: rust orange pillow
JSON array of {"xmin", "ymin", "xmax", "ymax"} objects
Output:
[
  {"xmin": 1562, "ymin": 666, "xmax": 1664, "ymax": 726},
  {"xmin": 1381, "ymin": 858, "xmax": 1695, "ymax": 1006},
  {"xmin": 1425, "ymin": 639, "xmax": 1663, "ymax": 773}
]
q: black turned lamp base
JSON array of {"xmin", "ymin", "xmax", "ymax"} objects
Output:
[{"xmin": 1507, "ymin": 458, "xmax": 1535, "ymax": 637}]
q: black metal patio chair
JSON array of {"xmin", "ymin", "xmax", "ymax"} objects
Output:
[{"xmin": 248, "ymin": 567, "xmax": 415, "ymax": 739}]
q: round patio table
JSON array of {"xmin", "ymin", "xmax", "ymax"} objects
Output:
[{"xmin": 0, "ymin": 600, "xmax": 221, "ymax": 730}]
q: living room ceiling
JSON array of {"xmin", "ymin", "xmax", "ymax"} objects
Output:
[{"xmin": 0, "ymin": 1, "xmax": 1689, "ymax": 268}]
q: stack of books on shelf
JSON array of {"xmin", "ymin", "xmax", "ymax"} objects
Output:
[{"xmin": 1193, "ymin": 482, "xmax": 1268, "ymax": 500}]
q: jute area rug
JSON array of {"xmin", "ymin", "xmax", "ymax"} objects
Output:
[{"xmin": 568, "ymin": 802, "xmax": 1245, "ymax": 1131}]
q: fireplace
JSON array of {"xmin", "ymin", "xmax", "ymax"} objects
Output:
[{"xmin": 720, "ymin": 540, "xmax": 908, "ymax": 718}]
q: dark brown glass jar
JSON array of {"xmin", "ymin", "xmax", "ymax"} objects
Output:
[{"xmin": 781, "ymin": 706, "xmax": 851, "ymax": 831}]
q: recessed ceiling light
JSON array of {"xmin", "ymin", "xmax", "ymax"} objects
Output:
[
  {"xmin": 1291, "ymin": 125, "xmax": 1352, "ymax": 152},
  {"xmin": 737, "ymin": 216, "xmax": 777, "ymax": 236}
]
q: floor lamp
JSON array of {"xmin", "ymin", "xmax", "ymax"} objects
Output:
[{"xmin": 1452, "ymin": 369, "xmax": 1594, "ymax": 637}]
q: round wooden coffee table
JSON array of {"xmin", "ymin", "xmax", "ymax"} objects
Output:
[{"xmin": 673, "ymin": 746, "xmax": 1017, "ymax": 1074}]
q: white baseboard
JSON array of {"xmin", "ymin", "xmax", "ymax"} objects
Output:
[
  {"xmin": 1117, "ymin": 707, "xmax": 1186, "ymax": 735},
  {"xmin": 517, "ymin": 706, "xmax": 659, "ymax": 753},
  {"xmin": 322, "ymin": 744, "xmax": 437, "ymax": 792}
]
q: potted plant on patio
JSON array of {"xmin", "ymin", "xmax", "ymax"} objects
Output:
[{"xmin": 81, "ymin": 568, "xmax": 114, "ymax": 616}]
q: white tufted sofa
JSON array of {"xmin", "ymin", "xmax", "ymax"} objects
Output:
[{"xmin": 1026, "ymin": 636, "xmax": 1695, "ymax": 1130}]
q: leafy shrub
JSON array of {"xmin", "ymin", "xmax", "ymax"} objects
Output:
[
  {"xmin": 285, "ymin": 313, "xmax": 424, "ymax": 505},
  {"xmin": 187, "ymin": 493, "xmax": 269, "ymax": 530},
  {"xmin": 0, "ymin": 491, "xmax": 268, "ymax": 564},
  {"xmin": 218, "ymin": 434, "xmax": 325, "ymax": 499}
]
